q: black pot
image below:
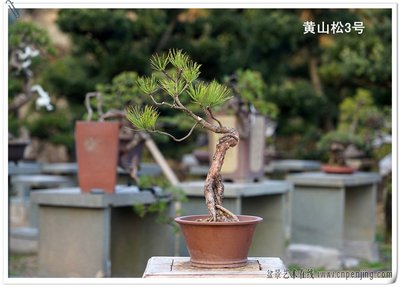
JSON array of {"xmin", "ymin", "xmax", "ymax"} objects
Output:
[{"xmin": 8, "ymin": 141, "xmax": 29, "ymax": 162}]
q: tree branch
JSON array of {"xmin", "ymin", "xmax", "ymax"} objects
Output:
[
  {"xmin": 148, "ymin": 122, "xmax": 199, "ymax": 142},
  {"xmin": 172, "ymin": 92, "xmax": 231, "ymax": 135},
  {"xmin": 9, "ymin": 75, "xmax": 33, "ymax": 112},
  {"xmin": 150, "ymin": 94, "xmax": 175, "ymax": 108},
  {"xmin": 205, "ymin": 107, "xmax": 223, "ymax": 127},
  {"xmin": 100, "ymin": 109, "xmax": 125, "ymax": 121}
]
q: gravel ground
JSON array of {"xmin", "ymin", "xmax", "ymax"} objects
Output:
[{"xmin": 9, "ymin": 253, "xmax": 38, "ymax": 277}]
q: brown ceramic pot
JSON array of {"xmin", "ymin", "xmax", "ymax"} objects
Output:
[
  {"xmin": 75, "ymin": 121, "xmax": 119, "ymax": 193},
  {"xmin": 321, "ymin": 165, "xmax": 356, "ymax": 174},
  {"xmin": 175, "ymin": 215, "xmax": 263, "ymax": 268}
]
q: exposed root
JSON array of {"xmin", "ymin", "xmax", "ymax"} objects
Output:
[
  {"xmin": 196, "ymin": 205, "xmax": 239, "ymax": 223},
  {"xmin": 216, "ymin": 205, "xmax": 239, "ymax": 222},
  {"xmin": 202, "ymin": 129, "xmax": 240, "ymax": 222}
]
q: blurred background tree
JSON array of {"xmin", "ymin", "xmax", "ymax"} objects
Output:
[
  {"xmin": 8, "ymin": 20, "xmax": 74, "ymax": 161},
  {"xmin": 10, "ymin": 8, "xmax": 391, "ymax": 163}
]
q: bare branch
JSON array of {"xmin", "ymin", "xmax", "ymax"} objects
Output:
[
  {"xmin": 172, "ymin": 95, "xmax": 232, "ymax": 135},
  {"xmin": 150, "ymin": 94, "xmax": 175, "ymax": 108},
  {"xmin": 85, "ymin": 92, "xmax": 104, "ymax": 121},
  {"xmin": 205, "ymin": 107, "xmax": 223, "ymax": 128},
  {"xmin": 100, "ymin": 109, "xmax": 125, "ymax": 121},
  {"xmin": 9, "ymin": 77, "xmax": 33, "ymax": 112},
  {"xmin": 148, "ymin": 122, "xmax": 199, "ymax": 142}
]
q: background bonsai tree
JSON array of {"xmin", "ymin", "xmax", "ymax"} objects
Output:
[
  {"xmin": 126, "ymin": 49, "xmax": 239, "ymax": 222},
  {"xmin": 318, "ymin": 88, "xmax": 390, "ymax": 169},
  {"xmin": 225, "ymin": 69, "xmax": 279, "ymax": 119},
  {"xmin": 94, "ymin": 72, "xmax": 145, "ymax": 181},
  {"xmin": 9, "ymin": 22, "xmax": 55, "ymax": 143},
  {"xmin": 317, "ymin": 131, "xmax": 364, "ymax": 167}
]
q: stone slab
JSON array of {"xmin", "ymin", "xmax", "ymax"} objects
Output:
[
  {"xmin": 9, "ymin": 227, "xmax": 38, "ymax": 253},
  {"xmin": 287, "ymin": 172, "xmax": 381, "ymax": 188},
  {"xmin": 143, "ymin": 256, "xmax": 287, "ymax": 278},
  {"xmin": 41, "ymin": 162, "xmax": 162, "ymax": 176},
  {"xmin": 286, "ymin": 244, "xmax": 341, "ymax": 270},
  {"xmin": 8, "ymin": 162, "xmax": 42, "ymax": 175},
  {"xmin": 343, "ymin": 240, "xmax": 380, "ymax": 262},
  {"xmin": 34, "ymin": 187, "xmax": 174, "ymax": 277},
  {"xmin": 178, "ymin": 180, "xmax": 292, "ymax": 198},
  {"xmin": 288, "ymin": 172, "xmax": 379, "ymax": 262},
  {"xmin": 10, "ymin": 197, "xmax": 29, "ymax": 227},
  {"xmin": 265, "ymin": 160, "xmax": 321, "ymax": 173},
  {"xmin": 41, "ymin": 162, "xmax": 78, "ymax": 174},
  {"xmin": 188, "ymin": 165, "xmax": 209, "ymax": 176},
  {"xmin": 31, "ymin": 186, "xmax": 156, "ymax": 208},
  {"xmin": 11, "ymin": 174, "xmax": 72, "ymax": 186}
]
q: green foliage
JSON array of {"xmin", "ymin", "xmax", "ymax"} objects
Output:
[
  {"xmin": 54, "ymin": 9, "xmax": 177, "ymax": 103},
  {"xmin": 232, "ymin": 69, "xmax": 279, "ymax": 118},
  {"xmin": 373, "ymin": 143, "xmax": 391, "ymax": 161},
  {"xmin": 338, "ymin": 88, "xmax": 389, "ymax": 142},
  {"xmin": 317, "ymin": 130, "xmax": 366, "ymax": 165},
  {"xmin": 267, "ymin": 79, "xmax": 325, "ymax": 135},
  {"xmin": 150, "ymin": 53, "xmax": 169, "ymax": 71},
  {"xmin": 128, "ymin": 49, "xmax": 231, "ymax": 131},
  {"xmin": 26, "ymin": 110, "xmax": 74, "ymax": 147},
  {"xmin": 188, "ymin": 81, "xmax": 231, "ymax": 107},
  {"xmin": 8, "ymin": 76, "xmax": 23, "ymax": 99},
  {"xmin": 317, "ymin": 130, "xmax": 364, "ymax": 152},
  {"xmin": 96, "ymin": 71, "xmax": 143, "ymax": 111},
  {"xmin": 136, "ymin": 75, "xmax": 158, "ymax": 95},
  {"xmin": 41, "ymin": 56, "xmax": 94, "ymax": 104},
  {"xmin": 9, "ymin": 21, "xmax": 54, "ymax": 101},
  {"xmin": 319, "ymin": 10, "xmax": 391, "ymax": 105},
  {"xmin": 133, "ymin": 175, "xmax": 187, "ymax": 231},
  {"xmin": 316, "ymin": 87, "xmax": 390, "ymax": 164},
  {"xmin": 168, "ymin": 49, "xmax": 190, "ymax": 70},
  {"xmin": 8, "ymin": 114, "xmax": 20, "ymax": 136},
  {"xmin": 123, "ymin": 50, "xmax": 230, "ymax": 112},
  {"xmin": 47, "ymin": 9, "xmax": 391, "ymax": 159},
  {"xmin": 8, "ymin": 21, "xmax": 72, "ymax": 148},
  {"xmin": 182, "ymin": 60, "xmax": 201, "ymax": 83},
  {"xmin": 9, "ymin": 21, "xmax": 53, "ymax": 53},
  {"xmin": 158, "ymin": 77, "xmax": 185, "ymax": 97},
  {"xmin": 126, "ymin": 106, "xmax": 159, "ymax": 130}
]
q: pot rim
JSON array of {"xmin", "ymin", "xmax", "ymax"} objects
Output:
[
  {"xmin": 175, "ymin": 214, "xmax": 263, "ymax": 226},
  {"xmin": 8, "ymin": 141, "xmax": 30, "ymax": 145},
  {"xmin": 321, "ymin": 164, "xmax": 356, "ymax": 174}
]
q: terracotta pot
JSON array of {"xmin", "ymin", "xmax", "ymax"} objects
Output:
[
  {"xmin": 75, "ymin": 121, "xmax": 119, "ymax": 193},
  {"xmin": 321, "ymin": 165, "xmax": 356, "ymax": 174},
  {"xmin": 175, "ymin": 215, "xmax": 263, "ymax": 268}
]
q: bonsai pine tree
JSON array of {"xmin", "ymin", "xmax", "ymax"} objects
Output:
[
  {"xmin": 317, "ymin": 131, "xmax": 364, "ymax": 166},
  {"xmin": 126, "ymin": 49, "xmax": 239, "ymax": 222}
]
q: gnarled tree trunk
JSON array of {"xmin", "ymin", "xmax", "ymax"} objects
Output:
[{"xmin": 203, "ymin": 129, "xmax": 239, "ymax": 222}]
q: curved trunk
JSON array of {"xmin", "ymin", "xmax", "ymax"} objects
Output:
[{"xmin": 203, "ymin": 128, "xmax": 239, "ymax": 222}]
